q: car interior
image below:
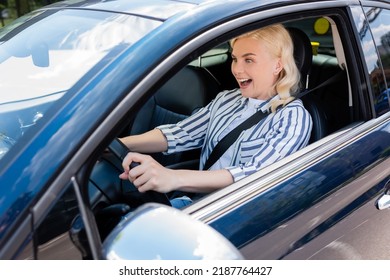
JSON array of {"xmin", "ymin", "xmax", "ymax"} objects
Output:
[
  {"xmin": 56, "ymin": 15, "xmax": 360, "ymax": 259},
  {"xmin": 115, "ymin": 16, "xmax": 353, "ymax": 172}
]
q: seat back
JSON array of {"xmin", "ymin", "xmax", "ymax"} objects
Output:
[
  {"xmin": 288, "ymin": 27, "xmax": 328, "ymax": 143},
  {"xmin": 130, "ymin": 65, "xmax": 220, "ymax": 166},
  {"xmin": 288, "ymin": 27, "xmax": 312, "ymax": 89}
]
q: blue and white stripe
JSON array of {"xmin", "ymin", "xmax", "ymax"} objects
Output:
[{"xmin": 158, "ymin": 89, "xmax": 313, "ymax": 182}]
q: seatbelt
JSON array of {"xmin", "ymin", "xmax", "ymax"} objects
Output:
[
  {"xmin": 203, "ymin": 108, "xmax": 269, "ymax": 170},
  {"xmin": 202, "ymin": 70, "xmax": 345, "ymax": 170}
]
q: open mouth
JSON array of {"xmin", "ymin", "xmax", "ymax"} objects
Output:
[{"xmin": 238, "ymin": 78, "xmax": 252, "ymax": 87}]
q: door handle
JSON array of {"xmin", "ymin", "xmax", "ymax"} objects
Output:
[
  {"xmin": 376, "ymin": 179, "xmax": 390, "ymax": 210},
  {"xmin": 377, "ymin": 193, "xmax": 390, "ymax": 210}
]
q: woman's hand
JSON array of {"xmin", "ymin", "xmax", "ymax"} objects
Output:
[{"xmin": 119, "ymin": 152, "xmax": 176, "ymax": 193}]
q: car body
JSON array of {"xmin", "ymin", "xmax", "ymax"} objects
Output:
[{"xmin": 0, "ymin": 0, "xmax": 390, "ymax": 260}]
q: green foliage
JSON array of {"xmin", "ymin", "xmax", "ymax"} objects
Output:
[{"xmin": 0, "ymin": 0, "xmax": 63, "ymax": 26}]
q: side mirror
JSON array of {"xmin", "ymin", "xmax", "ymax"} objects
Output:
[{"xmin": 102, "ymin": 203, "xmax": 243, "ymax": 260}]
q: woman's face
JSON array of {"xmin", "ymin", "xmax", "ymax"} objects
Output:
[{"xmin": 231, "ymin": 36, "xmax": 282, "ymax": 100}]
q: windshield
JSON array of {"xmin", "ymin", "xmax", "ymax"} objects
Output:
[{"xmin": 0, "ymin": 8, "xmax": 161, "ymax": 159}]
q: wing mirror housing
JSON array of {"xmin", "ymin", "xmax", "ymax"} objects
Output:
[{"xmin": 102, "ymin": 203, "xmax": 243, "ymax": 260}]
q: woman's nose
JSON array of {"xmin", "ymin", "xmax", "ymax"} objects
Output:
[{"xmin": 232, "ymin": 61, "xmax": 243, "ymax": 75}]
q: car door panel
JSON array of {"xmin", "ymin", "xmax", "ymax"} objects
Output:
[
  {"xmin": 242, "ymin": 158, "xmax": 390, "ymax": 259},
  {"xmin": 204, "ymin": 119, "xmax": 390, "ymax": 259},
  {"xmin": 286, "ymin": 175, "xmax": 390, "ymax": 259}
]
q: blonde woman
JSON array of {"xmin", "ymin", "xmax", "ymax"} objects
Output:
[{"xmin": 119, "ymin": 24, "xmax": 313, "ymax": 208}]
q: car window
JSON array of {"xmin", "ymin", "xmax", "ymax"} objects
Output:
[
  {"xmin": 113, "ymin": 15, "xmax": 357, "ymax": 192},
  {"xmin": 363, "ymin": 7, "xmax": 390, "ymax": 115},
  {"xmin": 11, "ymin": 182, "xmax": 87, "ymax": 260},
  {"xmin": 0, "ymin": 9, "xmax": 162, "ymax": 161},
  {"xmin": 34, "ymin": 185, "xmax": 86, "ymax": 260}
]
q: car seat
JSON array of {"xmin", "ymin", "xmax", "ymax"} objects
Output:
[{"xmin": 288, "ymin": 27, "xmax": 328, "ymax": 143}]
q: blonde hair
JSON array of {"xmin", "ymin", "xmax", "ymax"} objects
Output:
[{"xmin": 231, "ymin": 24, "xmax": 300, "ymax": 112}]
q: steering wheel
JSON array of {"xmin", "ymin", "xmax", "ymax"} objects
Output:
[
  {"xmin": 107, "ymin": 137, "xmax": 171, "ymax": 206},
  {"xmin": 69, "ymin": 138, "xmax": 171, "ymax": 257}
]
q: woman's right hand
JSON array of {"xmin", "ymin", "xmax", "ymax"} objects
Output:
[{"xmin": 119, "ymin": 152, "xmax": 176, "ymax": 194}]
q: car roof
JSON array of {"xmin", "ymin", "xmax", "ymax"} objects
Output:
[
  {"xmin": 42, "ymin": 0, "xmax": 201, "ymax": 21},
  {"xmin": 40, "ymin": 0, "xmax": 297, "ymax": 21}
]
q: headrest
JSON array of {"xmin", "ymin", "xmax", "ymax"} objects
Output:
[
  {"xmin": 287, "ymin": 27, "xmax": 313, "ymax": 87},
  {"xmin": 155, "ymin": 66, "xmax": 218, "ymax": 115}
]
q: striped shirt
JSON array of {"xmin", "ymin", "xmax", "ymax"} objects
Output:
[{"xmin": 157, "ymin": 89, "xmax": 313, "ymax": 182}]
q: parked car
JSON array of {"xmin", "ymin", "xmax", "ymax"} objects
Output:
[{"xmin": 0, "ymin": 0, "xmax": 390, "ymax": 260}]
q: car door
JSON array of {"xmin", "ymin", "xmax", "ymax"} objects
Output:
[{"xmin": 183, "ymin": 2, "xmax": 390, "ymax": 259}]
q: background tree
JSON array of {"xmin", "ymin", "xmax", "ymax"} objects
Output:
[{"xmin": 15, "ymin": 0, "xmax": 31, "ymax": 17}]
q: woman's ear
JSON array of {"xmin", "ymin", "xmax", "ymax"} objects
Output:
[{"xmin": 274, "ymin": 59, "xmax": 283, "ymax": 75}]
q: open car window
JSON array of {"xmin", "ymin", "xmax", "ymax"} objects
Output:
[
  {"xmin": 86, "ymin": 14, "xmax": 361, "ymax": 216},
  {"xmin": 91, "ymin": 14, "xmax": 360, "ymax": 206}
]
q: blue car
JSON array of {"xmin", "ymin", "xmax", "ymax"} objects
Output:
[{"xmin": 1, "ymin": 0, "xmax": 390, "ymax": 260}]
